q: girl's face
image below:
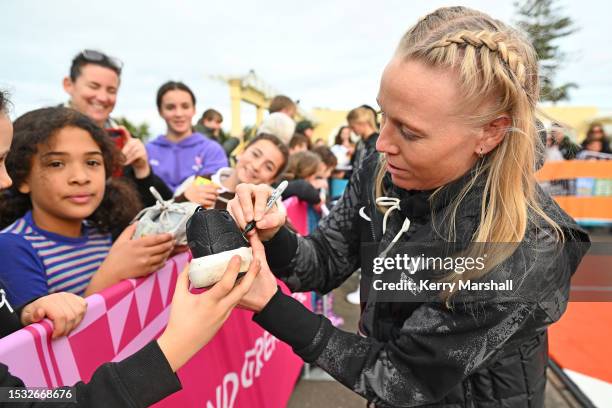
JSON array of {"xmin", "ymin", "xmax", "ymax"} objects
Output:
[
  {"xmin": 19, "ymin": 126, "xmax": 106, "ymax": 227},
  {"xmin": 305, "ymin": 162, "xmax": 329, "ymax": 190},
  {"xmin": 341, "ymin": 127, "xmax": 352, "ymax": 143},
  {"xmin": 0, "ymin": 114, "xmax": 13, "ymax": 190},
  {"xmin": 376, "ymin": 58, "xmax": 502, "ymax": 191},
  {"xmin": 159, "ymin": 89, "xmax": 196, "ymax": 138},
  {"xmin": 590, "ymin": 127, "xmax": 604, "ymax": 140},
  {"xmin": 236, "ymin": 139, "xmax": 285, "ymax": 185}
]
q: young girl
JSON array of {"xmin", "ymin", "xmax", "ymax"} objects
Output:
[
  {"xmin": 281, "ymin": 150, "xmax": 328, "ymax": 206},
  {"xmin": 146, "ymin": 81, "xmax": 228, "ymax": 205},
  {"xmin": 0, "ymin": 107, "xmax": 175, "ymax": 307},
  {"xmin": 178, "ymin": 133, "xmax": 289, "ymax": 210}
]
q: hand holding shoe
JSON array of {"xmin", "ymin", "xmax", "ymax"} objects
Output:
[
  {"xmin": 237, "ymin": 233, "xmax": 279, "ymax": 313},
  {"xmin": 86, "ymin": 223, "xmax": 175, "ymax": 295},
  {"xmin": 184, "ymin": 183, "xmax": 219, "ymax": 208},
  {"xmin": 157, "ymin": 256, "xmax": 260, "ymax": 372}
]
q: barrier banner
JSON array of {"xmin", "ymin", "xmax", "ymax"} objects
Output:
[{"xmin": 0, "ymin": 252, "xmax": 309, "ymax": 407}]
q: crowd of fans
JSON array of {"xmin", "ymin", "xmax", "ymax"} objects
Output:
[
  {"xmin": 0, "ymin": 49, "xmax": 389, "ymax": 341},
  {"xmin": 545, "ymin": 121, "xmax": 612, "ymax": 162}
]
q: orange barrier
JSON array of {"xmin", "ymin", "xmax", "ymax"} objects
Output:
[
  {"xmin": 536, "ymin": 161, "xmax": 612, "ymax": 224},
  {"xmin": 552, "ymin": 196, "xmax": 612, "ymax": 221},
  {"xmin": 536, "ymin": 160, "xmax": 612, "ymax": 182}
]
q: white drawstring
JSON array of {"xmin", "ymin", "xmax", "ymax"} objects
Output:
[
  {"xmin": 360, "ymin": 197, "xmax": 411, "ymax": 247},
  {"xmin": 375, "ymin": 197, "xmax": 411, "ymax": 243}
]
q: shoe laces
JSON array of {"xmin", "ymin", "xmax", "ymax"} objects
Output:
[{"xmin": 133, "ymin": 187, "xmax": 192, "ymax": 226}]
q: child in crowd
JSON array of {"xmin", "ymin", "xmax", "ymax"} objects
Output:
[
  {"xmin": 178, "ymin": 133, "xmax": 289, "ymax": 210},
  {"xmin": 0, "ymin": 107, "xmax": 175, "ymax": 307},
  {"xmin": 146, "ymin": 81, "xmax": 228, "ymax": 206},
  {"xmin": 311, "ymin": 145, "xmax": 337, "ymax": 180},
  {"xmin": 289, "ymin": 133, "xmax": 310, "ymax": 154},
  {"xmin": 331, "ymin": 125, "xmax": 355, "ymax": 166},
  {"xmin": 281, "ymin": 151, "xmax": 327, "ymax": 206}
]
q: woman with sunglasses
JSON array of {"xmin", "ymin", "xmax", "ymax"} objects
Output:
[{"xmin": 62, "ymin": 50, "xmax": 174, "ymax": 214}]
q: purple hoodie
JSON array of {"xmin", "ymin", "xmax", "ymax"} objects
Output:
[{"xmin": 146, "ymin": 132, "xmax": 228, "ymax": 192}]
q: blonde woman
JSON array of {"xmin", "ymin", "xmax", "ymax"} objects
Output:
[
  {"xmin": 230, "ymin": 6, "xmax": 590, "ymax": 407},
  {"xmin": 347, "ymin": 105, "xmax": 379, "ymax": 170}
]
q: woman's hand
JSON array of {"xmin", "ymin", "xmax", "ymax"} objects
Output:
[
  {"xmin": 184, "ymin": 183, "xmax": 219, "ymax": 208},
  {"xmin": 120, "ymin": 127, "xmax": 151, "ymax": 179},
  {"xmin": 20, "ymin": 293, "xmax": 88, "ymax": 338},
  {"xmin": 227, "ymin": 183, "xmax": 286, "ymax": 242},
  {"xmin": 86, "ymin": 223, "xmax": 175, "ymax": 295},
  {"xmin": 237, "ymin": 233, "xmax": 279, "ymax": 313},
  {"xmin": 157, "ymin": 255, "xmax": 261, "ymax": 372}
]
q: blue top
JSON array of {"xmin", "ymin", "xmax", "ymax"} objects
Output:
[
  {"xmin": 145, "ymin": 132, "xmax": 228, "ymax": 192},
  {"xmin": 0, "ymin": 212, "xmax": 112, "ymax": 307}
]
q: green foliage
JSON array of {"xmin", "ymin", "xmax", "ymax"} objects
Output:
[
  {"xmin": 114, "ymin": 117, "xmax": 151, "ymax": 141},
  {"xmin": 514, "ymin": 0, "xmax": 578, "ymax": 103}
]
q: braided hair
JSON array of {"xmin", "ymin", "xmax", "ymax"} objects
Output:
[{"xmin": 374, "ymin": 7, "xmax": 563, "ymax": 301}]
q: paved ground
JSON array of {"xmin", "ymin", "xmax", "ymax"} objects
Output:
[{"xmin": 288, "ymin": 273, "xmax": 583, "ymax": 408}]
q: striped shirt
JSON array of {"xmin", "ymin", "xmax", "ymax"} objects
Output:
[{"xmin": 0, "ymin": 211, "xmax": 112, "ymax": 306}]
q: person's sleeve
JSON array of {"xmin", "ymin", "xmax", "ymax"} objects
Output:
[
  {"xmin": 254, "ymin": 288, "xmax": 538, "ymax": 406},
  {"xmin": 264, "ymin": 165, "xmax": 364, "ymax": 294},
  {"xmin": 281, "ymin": 180, "xmax": 321, "ymax": 205},
  {"xmin": 0, "ymin": 341, "xmax": 181, "ymax": 407},
  {"xmin": 0, "ymin": 234, "xmax": 48, "ymax": 308},
  {"xmin": 199, "ymin": 142, "xmax": 229, "ymax": 175},
  {"xmin": 123, "ymin": 166, "xmax": 174, "ymax": 207}
]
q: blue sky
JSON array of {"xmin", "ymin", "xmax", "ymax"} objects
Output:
[{"xmin": 2, "ymin": 0, "xmax": 610, "ymax": 136}]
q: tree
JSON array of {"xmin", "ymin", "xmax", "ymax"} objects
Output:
[
  {"xmin": 114, "ymin": 117, "xmax": 151, "ymax": 141},
  {"xmin": 514, "ymin": 0, "xmax": 578, "ymax": 104}
]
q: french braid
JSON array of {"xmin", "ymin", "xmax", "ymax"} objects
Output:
[
  {"xmin": 375, "ymin": 7, "xmax": 563, "ymax": 302},
  {"xmin": 431, "ymin": 30, "xmax": 527, "ymax": 88}
]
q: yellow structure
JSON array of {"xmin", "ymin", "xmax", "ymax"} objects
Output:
[
  {"xmin": 538, "ymin": 105, "xmax": 609, "ymax": 141},
  {"xmin": 311, "ymin": 108, "xmax": 350, "ymax": 144},
  {"xmin": 225, "ymin": 71, "xmax": 273, "ymax": 137}
]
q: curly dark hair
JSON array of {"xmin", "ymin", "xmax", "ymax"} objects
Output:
[
  {"xmin": 0, "ymin": 90, "xmax": 10, "ymax": 114},
  {"xmin": 0, "ymin": 107, "xmax": 142, "ymax": 234}
]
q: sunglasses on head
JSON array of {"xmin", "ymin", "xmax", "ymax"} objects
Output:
[{"xmin": 81, "ymin": 49, "xmax": 123, "ymax": 72}]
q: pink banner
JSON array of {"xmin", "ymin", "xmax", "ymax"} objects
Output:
[{"xmin": 0, "ymin": 252, "xmax": 309, "ymax": 407}]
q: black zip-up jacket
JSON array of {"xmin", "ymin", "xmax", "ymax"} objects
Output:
[{"xmin": 256, "ymin": 154, "xmax": 590, "ymax": 407}]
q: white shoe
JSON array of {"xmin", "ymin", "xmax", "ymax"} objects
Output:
[{"xmin": 132, "ymin": 187, "xmax": 200, "ymax": 245}]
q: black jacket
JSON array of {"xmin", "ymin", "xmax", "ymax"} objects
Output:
[
  {"xmin": 0, "ymin": 286, "xmax": 180, "ymax": 407},
  {"xmin": 257, "ymin": 154, "xmax": 590, "ymax": 407}
]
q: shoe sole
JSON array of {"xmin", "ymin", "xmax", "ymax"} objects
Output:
[{"xmin": 188, "ymin": 246, "xmax": 253, "ymax": 288}]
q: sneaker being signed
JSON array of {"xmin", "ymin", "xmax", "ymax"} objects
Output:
[
  {"xmin": 132, "ymin": 187, "xmax": 199, "ymax": 245},
  {"xmin": 186, "ymin": 208, "xmax": 253, "ymax": 288}
]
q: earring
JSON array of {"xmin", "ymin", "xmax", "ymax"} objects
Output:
[{"xmin": 478, "ymin": 147, "xmax": 484, "ymax": 159}]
